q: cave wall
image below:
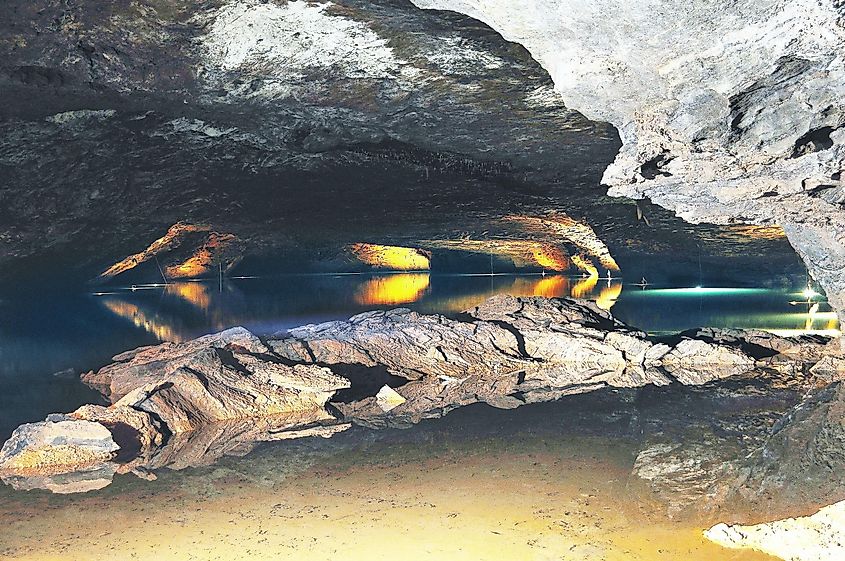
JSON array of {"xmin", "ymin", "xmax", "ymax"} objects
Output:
[{"xmin": 411, "ymin": 0, "xmax": 845, "ymax": 323}]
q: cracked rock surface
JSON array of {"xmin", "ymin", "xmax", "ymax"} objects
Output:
[
  {"xmin": 411, "ymin": 0, "xmax": 845, "ymax": 323},
  {"xmin": 3, "ymin": 295, "xmax": 841, "ymax": 492}
]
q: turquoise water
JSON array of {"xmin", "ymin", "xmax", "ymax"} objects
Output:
[{"xmin": 0, "ymin": 273, "xmax": 837, "ymax": 440}]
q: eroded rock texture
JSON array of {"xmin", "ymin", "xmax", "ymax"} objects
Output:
[
  {"xmin": 411, "ymin": 0, "xmax": 845, "ymax": 322},
  {"xmin": 82, "ymin": 326, "xmax": 349, "ymax": 434},
  {"xmin": 4, "ymin": 295, "xmax": 841, "ymax": 494}
]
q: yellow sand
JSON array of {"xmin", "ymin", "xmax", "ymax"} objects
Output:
[{"xmin": 0, "ymin": 436, "xmax": 778, "ymax": 561}]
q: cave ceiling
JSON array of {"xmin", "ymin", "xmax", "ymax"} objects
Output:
[{"xmin": 0, "ymin": 0, "xmax": 804, "ymax": 288}]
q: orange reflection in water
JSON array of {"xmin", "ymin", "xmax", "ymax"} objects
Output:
[
  {"xmin": 569, "ymin": 275, "xmax": 621, "ymax": 310},
  {"xmin": 99, "ymin": 283, "xmax": 216, "ymax": 343},
  {"xmin": 421, "ymin": 275, "xmax": 622, "ymax": 314},
  {"xmin": 354, "ymin": 273, "xmax": 432, "ymax": 306},
  {"xmin": 166, "ymin": 282, "xmax": 212, "ymax": 311},
  {"xmin": 571, "ymin": 274, "xmax": 597, "ymax": 299},
  {"xmin": 100, "ymin": 299, "xmax": 184, "ymax": 343},
  {"xmin": 529, "ymin": 275, "xmax": 569, "ymax": 298},
  {"xmin": 595, "ymin": 281, "xmax": 623, "ymax": 310}
]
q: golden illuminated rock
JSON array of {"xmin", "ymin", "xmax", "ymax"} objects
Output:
[
  {"xmin": 505, "ymin": 214, "xmax": 620, "ymax": 272},
  {"xmin": 97, "ymin": 223, "xmax": 241, "ymax": 282},
  {"xmin": 163, "ymin": 232, "xmax": 239, "ymax": 279},
  {"xmin": 424, "ymin": 239, "xmax": 570, "ymax": 271},
  {"xmin": 348, "ymin": 243, "xmax": 431, "ymax": 270},
  {"xmin": 570, "ymin": 254, "xmax": 599, "ymax": 277}
]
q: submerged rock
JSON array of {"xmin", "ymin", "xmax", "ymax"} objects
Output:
[
  {"xmin": 705, "ymin": 501, "xmax": 845, "ymax": 561},
  {"xmin": 730, "ymin": 381, "xmax": 845, "ymax": 513},
  {"xmin": 1, "ymin": 464, "xmax": 118, "ymax": 494}
]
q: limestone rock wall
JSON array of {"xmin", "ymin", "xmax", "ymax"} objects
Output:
[{"xmin": 411, "ymin": 0, "xmax": 845, "ymax": 323}]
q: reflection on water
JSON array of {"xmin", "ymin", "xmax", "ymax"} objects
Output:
[
  {"xmin": 354, "ymin": 273, "xmax": 432, "ymax": 306},
  {"xmin": 614, "ymin": 286, "xmax": 840, "ymax": 336},
  {"xmin": 0, "ymin": 274, "xmax": 838, "ymax": 442},
  {"xmin": 0, "ymin": 398, "xmax": 779, "ymax": 561},
  {"xmin": 94, "ymin": 274, "xmax": 627, "ymax": 343},
  {"xmin": 94, "ymin": 275, "xmax": 838, "ymax": 344}
]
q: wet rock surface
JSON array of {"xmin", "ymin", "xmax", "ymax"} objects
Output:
[{"xmin": 2, "ymin": 295, "xmax": 842, "ymax": 506}]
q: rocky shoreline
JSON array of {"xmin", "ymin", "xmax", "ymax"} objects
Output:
[{"xmin": 1, "ymin": 295, "xmax": 843, "ymax": 558}]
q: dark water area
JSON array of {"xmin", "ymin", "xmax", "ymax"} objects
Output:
[{"xmin": 0, "ymin": 272, "xmax": 838, "ymax": 442}]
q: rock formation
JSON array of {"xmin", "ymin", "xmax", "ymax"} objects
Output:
[
  {"xmin": 706, "ymin": 501, "xmax": 845, "ymax": 561},
  {"xmin": 270, "ymin": 293, "xmax": 767, "ymax": 427},
  {"xmin": 0, "ymin": 415, "xmax": 119, "ymax": 476},
  {"xmin": 2, "ymin": 296, "xmax": 841, "ymax": 493},
  {"xmin": 347, "ymin": 243, "xmax": 432, "ymax": 270},
  {"xmin": 411, "ymin": 0, "xmax": 845, "ymax": 323},
  {"xmin": 96, "ymin": 222, "xmax": 243, "ymax": 283},
  {"xmin": 731, "ymin": 380, "xmax": 845, "ymax": 512},
  {"xmin": 0, "ymin": 0, "xmax": 809, "ymax": 296},
  {"xmin": 82, "ymin": 327, "xmax": 350, "ymax": 434}
]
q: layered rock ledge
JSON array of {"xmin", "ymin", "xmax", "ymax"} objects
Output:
[{"xmin": 1, "ymin": 295, "xmax": 842, "ymax": 497}]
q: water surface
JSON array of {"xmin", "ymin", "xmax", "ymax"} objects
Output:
[
  {"xmin": 0, "ymin": 273, "xmax": 837, "ymax": 440},
  {"xmin": 0, "ymin": 272, "xmax": 835, "ymax": 559},
  {"xmin": 0, "ymin": 397, "xmax": 779, "ymax": 561}
]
